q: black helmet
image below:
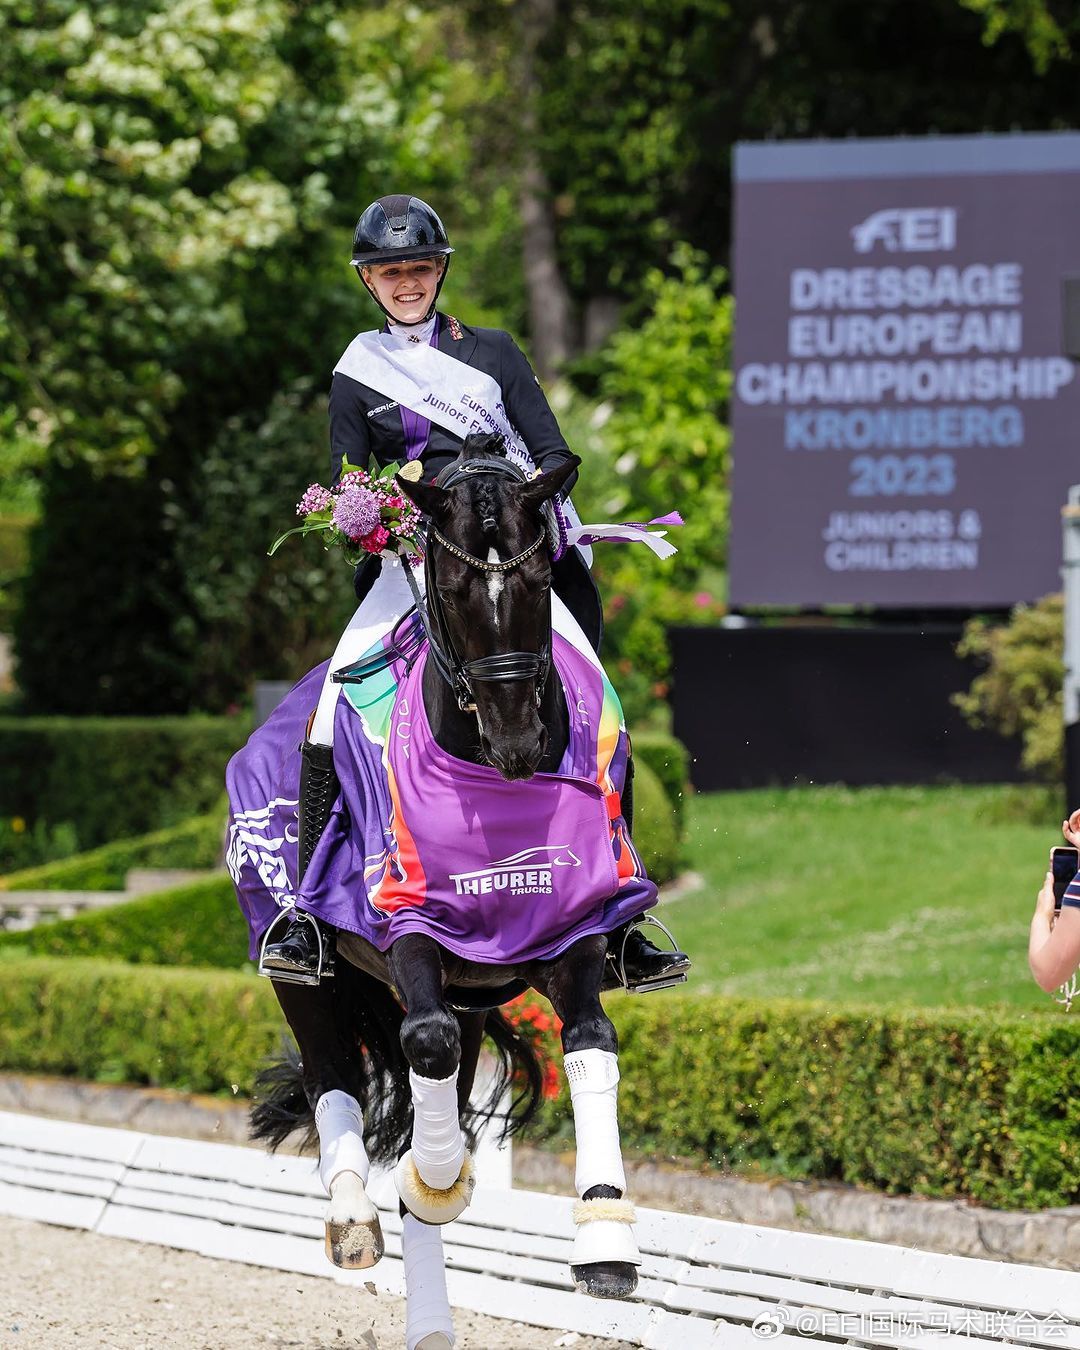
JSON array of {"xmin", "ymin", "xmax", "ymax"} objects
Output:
[
  {"xmin": 350, "ymin": 194, "xmax": 454, "ymax": 266},
  {"xmin": 351, "ymin": 194, "xmax": 453, "ymax": 325}
]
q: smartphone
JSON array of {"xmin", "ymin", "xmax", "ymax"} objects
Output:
[{"xmin": 1052, "ymin": 847, "xmax": 1080, "ymax": 911}]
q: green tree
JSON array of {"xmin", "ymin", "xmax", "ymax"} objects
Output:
[
  {"xmin": 5, "ymin": 0, "xmax": 465, "ymax": 711},
  {"xmin": 954, "ymin": 595, "xmax": 1064, "ymax": 784},
  {"xmin": 568, "ymin": 246, "xmax": 730, "ymax": 721}
]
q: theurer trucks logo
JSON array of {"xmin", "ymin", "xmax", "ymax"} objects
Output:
[{"xmin": 450, "ymin": 845, "xmax": 582, "ymax": 897}]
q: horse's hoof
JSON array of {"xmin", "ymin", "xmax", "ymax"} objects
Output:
[
  {"xmin": 414, "ymin": 1335, "xmax": 454, "ymax": 1350},
  {"xmin": 325, "ymin": 1172, "xmax": 384, "ymax": 1269},
  {"xmin": 395, "ymin": 1148, "xmax": 475, "ymax": 1225},
  {"xmin": 571, "ymin": 1260, "xmax": 639, "ymax": 1300}
]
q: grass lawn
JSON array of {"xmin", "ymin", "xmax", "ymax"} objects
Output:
[{"xmin": 669, "ymin": 784, "xmax": 1067, "ymax": 1013}]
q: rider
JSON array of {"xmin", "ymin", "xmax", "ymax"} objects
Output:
[{"xmin": 261, "ymin": 193, "xmax": 689, "ymax": 992}]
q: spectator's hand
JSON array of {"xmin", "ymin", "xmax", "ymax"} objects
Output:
[
  {"xmin": 1034, "ymin": 871, "xmax": 1057, "ymax": 929},
  {"xmin": 1063, "ymin": 809, "xmax": 1080, "ymax": 847}
]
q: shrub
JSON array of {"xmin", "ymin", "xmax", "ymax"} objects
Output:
[
  {"xmin": 537, "ymin": 993, "xmax": 1080, "ymax": 1211},
  {"xmin": 631, "ymin": 758, "xmax": 680, "ymax": 885},
  {"xmin": 0, "ymin": 958, "xmax": 278, "ymax": 1095},
  {"xmin": 0, "ymin": 816, "xmax": 80, "ymax": 875},
  {"xmin": 0, "ymin": 717, "xmax": 248, "ymax": 849},
  {"xmin": 632, "ymin": 731, "xmax": 690, "ymax": 830},
  {"xmin": 0, "ymin": 811, "xmax": 226, "ymax": 893},
  {"xmin": 954, "ymin": 594, "xmax": 1063, "ymax": 786},
  {"xmin": 0, "ymin": 514, "xmax": 33, "ymax": 631},
  {"xmin": 5, "ymin": 958, "xmax": 1079, "ymax": 1209},
  {"xmin": 0, "ymin": 875, "xmax": 248, "ymax": 968}
]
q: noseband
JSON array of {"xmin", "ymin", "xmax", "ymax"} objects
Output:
[{"xmin": 421, "ymin": 459, "xmax": 551, "ymax": 714}]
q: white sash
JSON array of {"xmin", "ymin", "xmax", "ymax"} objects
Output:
[
  {"xmin": 335, "ymin": 331, "xmax": 535, "ymax": 471},
  {"xmin": 334, "ymin": 329, "xmax": 677, "ymax": 562}
]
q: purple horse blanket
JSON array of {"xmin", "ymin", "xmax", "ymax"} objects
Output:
[{"xmin": 225, "ymin": 622, "xmax": 656, "ymax": 964}]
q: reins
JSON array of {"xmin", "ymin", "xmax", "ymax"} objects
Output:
[
  {"xmin": 413, "ymin": 458, "xmax": 552, "ymax": 713},
  {"xmin": 334, "ymin": 456, "xmax": 553, "ymax": 720}
]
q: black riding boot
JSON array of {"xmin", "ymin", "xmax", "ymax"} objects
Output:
[
  {"xmin": 606, "ymin": 920, "xmax": 691, "ymax": 994},
  {"xmin": 259, "ymin": 740, "xmax": 338, "ymax": 984}
]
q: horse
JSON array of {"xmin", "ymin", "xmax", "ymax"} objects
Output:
[{"xmin": 250, "ymin": 435, "xmax": 647, "ymax": 1349}]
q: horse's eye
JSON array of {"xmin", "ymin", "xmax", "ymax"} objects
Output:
[{"xmin": 437, "ymin": 587, "xmax": 457, "ymax": 609}]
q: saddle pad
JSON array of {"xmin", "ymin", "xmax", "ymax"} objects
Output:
[{"xmin": 226, "ymin": 623, "xmax": 655, "ymax": 965}]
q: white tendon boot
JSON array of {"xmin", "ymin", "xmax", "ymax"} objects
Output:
[
  {"xmin": 403, "ymin": 1212, "xmax": 456, "ymax": 1350},
  {"xmin": 315, "ymin": 1090, "xmax": 384, "ymax": 1269},
  {"xmin": 564, "ymin": 1049, "xmax": 640, "ymax": 1295},
  {"xmin": 394, "ymin": 1068, "xmax": 475, "ymax": 1224}
]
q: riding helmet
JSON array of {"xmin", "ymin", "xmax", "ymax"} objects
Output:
[
  {"xmin": 351, "ymin": 194, "xmax": 454, "ymax": 323},
  {"xmin": 350, "ymin": 195, "xmax": 454, "ymax": 266}
]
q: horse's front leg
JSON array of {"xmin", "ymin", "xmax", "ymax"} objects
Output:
[
  {"xmin": 388, "ymin": 933, "xmax": 475, "ymax": 1225},
  {"xmin": 269, "ymin": 980, "xmax": 383, "ymax": 1270},
  {"xmin": 539, "ymin": 934, "xmax": 640, "ymax": 1300}
]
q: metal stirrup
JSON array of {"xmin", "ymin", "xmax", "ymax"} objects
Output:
[
  {"xmin": 616, "ymin": 915, "xmax": 689, "ymax": 995},
  {"xmin": 258, "ymin": 906, "xmax": 333, "ymax": 987}
]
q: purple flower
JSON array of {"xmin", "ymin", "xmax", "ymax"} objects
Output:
[
  {"xmin": 297, "ymin": 484, "xmax": 331, "ymax": 516},
  {"xmin": 333, "ymin": 483, "xmax": 381, "ymax": 540}
]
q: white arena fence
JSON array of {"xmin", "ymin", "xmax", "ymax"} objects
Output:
[{"xmin": 2, "ymin": 1109, "xmax": 1080, "ymax": 1347}]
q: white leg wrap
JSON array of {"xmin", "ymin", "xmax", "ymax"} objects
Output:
[
  {"xmin": 315, "ymin": 1090, "xmax": 369, "ymax": 1194},
  {"xmin": 410, "ymin": 1068, "xmax": 466, "ymax": 1190},
  {"xmin": 403, "ymin": 1213, "xmax": 456, "ymax": 1350},
  {"xmin": 564, "ymin": 1049, "xmax": 626, "ymax": 1198},
  {"xmin": 310, "ymin": 559, "xmax": 416, "ymax": 745}
]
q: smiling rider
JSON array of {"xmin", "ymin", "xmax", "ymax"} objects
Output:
[{"xmin": 260, "ymin": 194, "xmax": 690, "ymax": 994}]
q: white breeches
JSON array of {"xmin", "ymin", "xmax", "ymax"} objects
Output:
[{"xmin": 309, "ymin": 557, "xmax": 418, "ymax": 746}]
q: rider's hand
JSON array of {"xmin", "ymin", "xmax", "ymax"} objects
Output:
[
  {"xmin": 1034, "ymin": 870, "xmax": 1057, "ymax": 930},
  {"xmin": 1063, "ymin": 809, "xmax": 1080, "ymax": 848}
]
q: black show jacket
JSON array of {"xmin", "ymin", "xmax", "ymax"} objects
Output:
[
  {"xmin": 327, "ymin": 314, "xmax": 601, "ymax": 650},
  {"xmin": 328, "ymin": 314, "xmax": 578, "ymax": 492}
]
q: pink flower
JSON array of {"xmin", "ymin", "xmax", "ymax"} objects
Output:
[
  {"xmin": 694, "ymin": 591, "xmax": 712, "ymax": 608},
  {"xmin": 360, "ymin": 524, "xmax": 391, "ymax": 554},
  {"xmin": 297, "ymin": 483, "xmax": 331, "ymax": 516},
  {"xmin": 332, "ymin": 483, "xmax": 381, "ymax": 540}
]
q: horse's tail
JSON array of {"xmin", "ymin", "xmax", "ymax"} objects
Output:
[
  {"xmin": 250, "ymin": 958, "xmax": 413, "ymax": 1166},
  {"xmin": 465, "ymin": 1005, "xmax": 547, "ymax": 1145}
]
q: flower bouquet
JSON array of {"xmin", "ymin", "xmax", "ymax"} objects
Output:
[{"xmin": 269, "ymin": 458, "xmax": 424, "ymax": 564}]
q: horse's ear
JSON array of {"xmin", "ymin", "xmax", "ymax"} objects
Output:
[
  {"xmin": 395, "ymin": 473, "xmax": 448, "ymax": 519},
  {"xmin": 518, "ymin": 456, "xmax": 581, "ymax": 512}
]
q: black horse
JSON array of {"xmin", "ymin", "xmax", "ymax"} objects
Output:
[{"xmin": 253, "ymin": 436, "xmax": 655, "ymax": 1340}]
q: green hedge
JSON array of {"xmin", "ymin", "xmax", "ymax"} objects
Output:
[
  {"xmin": 3, "ymin": 957, "xmax": 1078, "ymax": 1209},
  {"xmin": 631, "ymin": 758, "xmax": 680, "ymax": 884},
  {"xmin": 0, "ymin": 515, "xmax": 33, "ymax": 630},
  {"xmin": 631, "ymin": 730, "xmax": 690, "ymax": 830},
  {"xmin": 0, "ymin": 874, "xmax": 249, "ymax": 967},
  {"xmin": 0, "ymin": 811, "xmax": 227, "ymax": 892},
  {"xmin": 0, "ymin": 958, "xmax": 278, "ymax": 1093},
  {"xmin": 0, "ymin": 717, "xmax": 249, "ymax": 848}
]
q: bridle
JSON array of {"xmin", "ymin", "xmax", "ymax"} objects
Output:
[{"xmin": 414, "ymin": 459, "xmax": 552, "ymax": 714}]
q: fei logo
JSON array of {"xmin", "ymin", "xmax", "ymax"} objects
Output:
[
  {"xmin": 851, "ymin": 207, "xmax": 957, "ymax": 254},
  {"xmin": 450, "ymin": 845, "xmax": 582, "ymax": 898}
]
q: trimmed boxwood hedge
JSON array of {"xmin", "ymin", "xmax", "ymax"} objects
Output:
[
  {"xmin": 0, "ymin": 716, "xmax": 249, "ymax": 849},
  {"xmin": 2, "ymin": 956, "xmax": 1078, "ymax": 1210},
  {"xmin": 630, "ymin": 758, "xmax": 680, "ymax": 883},
  {"xmin": 631, "ymin": 730, "xmax": 690, "ymax": 830},
  {"xmin": 0, "ymin": 810, "xmax": 227, "ymax": 892},
  {"xmin": 0, "ymin": 958, "xmax": 278, "ymax": 1094},
  {"xmin": 0, "ymin": 875, "xmax": 249, "ymax": 967}
]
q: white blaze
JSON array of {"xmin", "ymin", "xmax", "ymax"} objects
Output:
[{"xmin": 486, "ymin": 547, "xmax": 504, "ymax": 622}]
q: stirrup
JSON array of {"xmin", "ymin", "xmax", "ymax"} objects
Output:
[
  {"xmin": 613, "ymin": 915, "xmax": 690, "ymax": 995},
  {"xmin": 257, "ymin": 907, "xmax": 336, "ymax": 987}
]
